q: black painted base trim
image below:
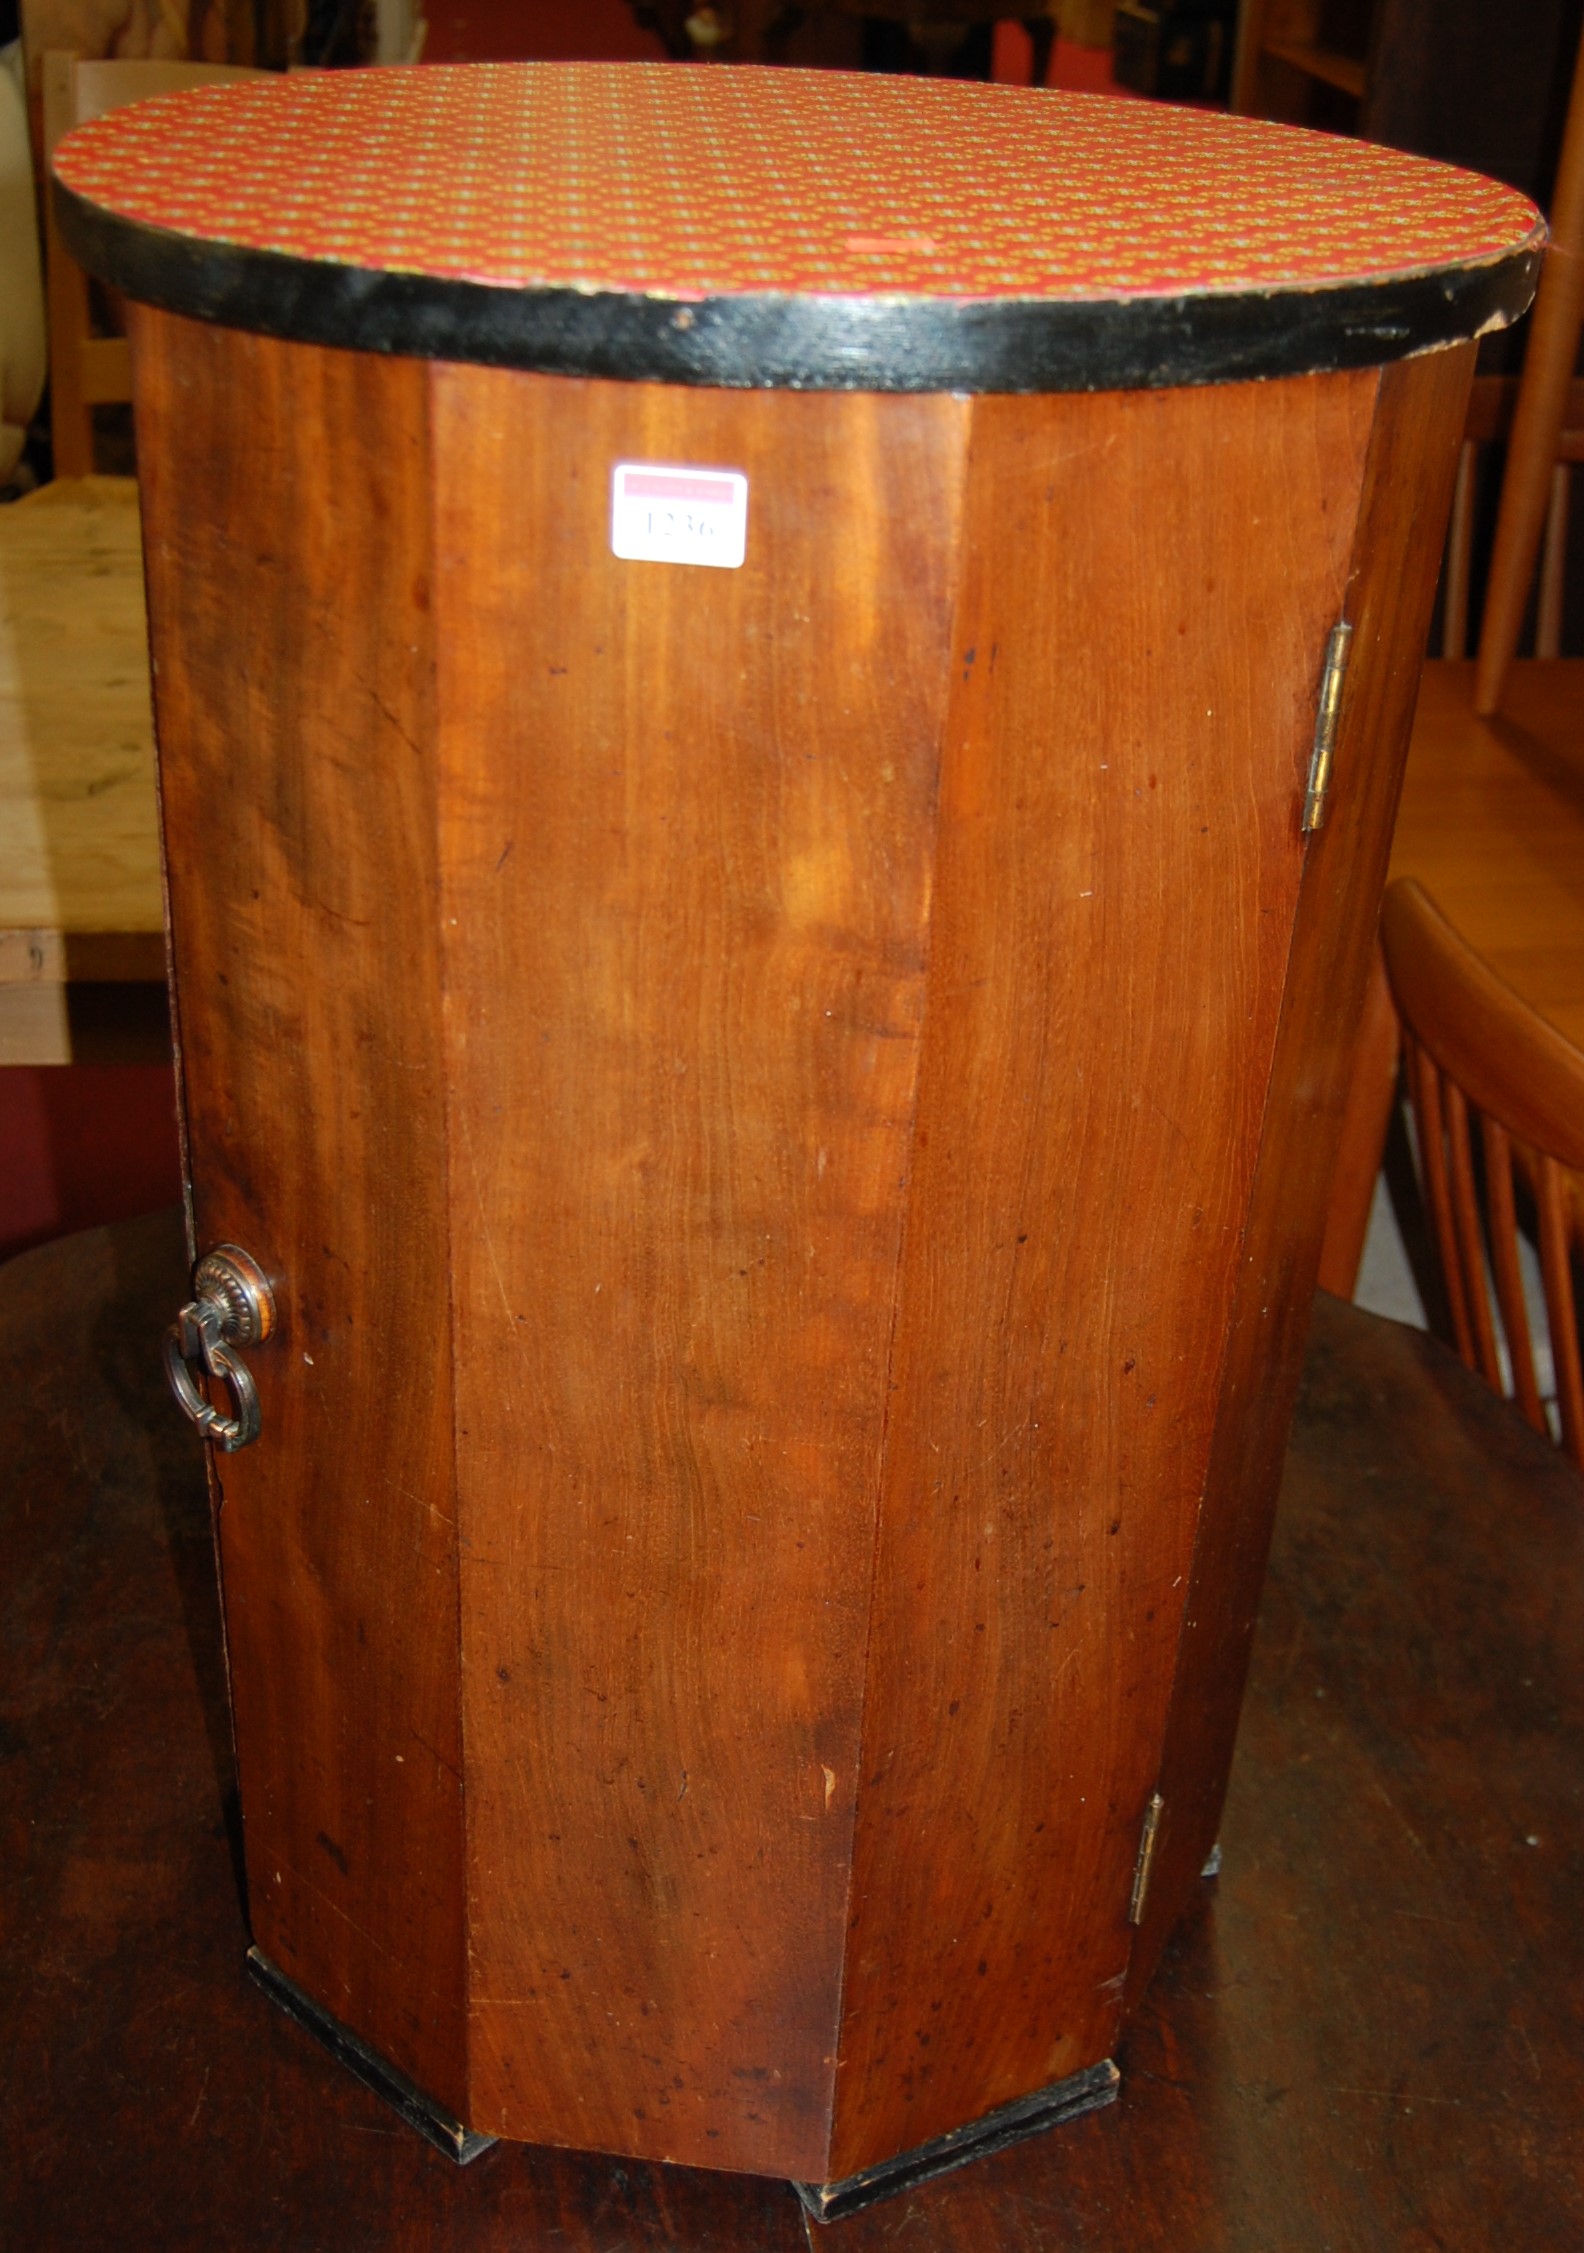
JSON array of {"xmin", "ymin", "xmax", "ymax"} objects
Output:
[
  {"xmin": 245, "ymin": 1946, "xmax": 498, "ymax": 2166},
  {"xmin": 792, "ymin": 2058, "xmax": 1121, "ymax": 2223}
]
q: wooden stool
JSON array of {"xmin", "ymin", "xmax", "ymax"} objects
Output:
[{"xmin": 53, "ymin": 63, "xmax": 1539, "ymax": 2211}]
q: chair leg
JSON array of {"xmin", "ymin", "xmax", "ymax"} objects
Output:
[
  {"xmin": 1537, "ymin": 1155, "xmax": 1584, "ymax": 1467},
  {"xmin": 1535, "ymin": 462, "xmax": 1571, "ymax": 658},
  {"xmin": 1317, "ymin": 944, "xmax": 1400, "ymax": 1300},
  {"xmin": 43, "ymin": 52, "xmax": 97, "ymax": 479},
  {"xmin": 1440, "ymin": 439, "xmax": 1476, "ymax": 659},
  {"xmin": 1474, "ymin": 27, "xmax": 1584, "ymax": 713},
  {"xmin": 46, "ymin": 252, "xmax": 97, "ymax": 478},
  {"xmin": 1027, "ymin": 15, "xmax": 1056, "ymax": 86},
  {"xmin": 1482, "ymin": 1117, "xmax": 1548, "ymax": 1433}
]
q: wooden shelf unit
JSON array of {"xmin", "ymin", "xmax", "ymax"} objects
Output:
[
  {"xmin": 1262, "ymin": 36, "xmax": 1365, "ymax": 97},
  {"xmin": 1234, "ymin": 0, "xmax": 1374, "ymax": 127}
]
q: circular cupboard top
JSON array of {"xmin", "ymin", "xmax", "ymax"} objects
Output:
[{"xmin": 54, "ymin": 62, "xmax": 1544, "ymax": 394}]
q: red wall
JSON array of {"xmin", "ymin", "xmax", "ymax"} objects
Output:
[{"xmin": 0, "ymin": 1064, "xmax": 183, "ymax": 1264}]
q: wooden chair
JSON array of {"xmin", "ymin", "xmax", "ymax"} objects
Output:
[
  {"xmin": 1438, "ymin": 373, "xmax": 1584, "ymax": 663},
  {"xmin": 41, "ymin": 54, "xmax": 260, "ymax": 477},
  {"xmin": 1312, "ymin": 361, "xmax": 1584, "ymax": 1304},
  {"xmin": 1380, "ymin": 876, "xmax": 1584, "ymax": 1468},
  {"xmin": 1473, "ymin": 24, "xmax": 1584, "ymax": 710},
  {"xmin": 1318, "ymin": 33, "xmax": 1584, "ymax": 1295}
]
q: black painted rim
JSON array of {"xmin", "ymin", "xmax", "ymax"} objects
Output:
[{"xmin": 57, "ymin": 182, "xmax": 1542, "ymax": 394}]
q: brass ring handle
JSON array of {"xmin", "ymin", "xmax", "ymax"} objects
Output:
[{"xmin": 165, "ymin": 1245, "xmax": 276, "ymax": 1453}]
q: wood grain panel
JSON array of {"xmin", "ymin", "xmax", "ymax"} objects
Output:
[
  {"xmin": 830, "ymin": 371, "xmax": 1379, "ymax": 2174},
  {"xmin": 130, "ymin": 312, "xmax": 469, "ymax": 2110},
  {"xmin": 430, "ymin": 372, "xmax": 970, "ymax": 2177},
  {"xmin": 1126, "ymin": 341, "xmax": 1478, "ymax": 2011}
]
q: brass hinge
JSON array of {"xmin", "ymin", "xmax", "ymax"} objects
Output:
[
  {"xmin": 1128, "ymin": 1792, "xmax": 1165, "ymax": 1927},
  {"xmin": 1302, "ymin": 619, "xmax": 1353, "ymax": 833}
]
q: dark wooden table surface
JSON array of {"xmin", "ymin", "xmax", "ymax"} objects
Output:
[{"xmin": 4, "ymin": 1209, "xmax": 1582, "ymax": 2251}]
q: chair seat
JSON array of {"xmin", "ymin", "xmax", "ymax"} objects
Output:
[{"xmin": 1392, "ymin": 658, "xmax": 1584, "ymax": 1052}]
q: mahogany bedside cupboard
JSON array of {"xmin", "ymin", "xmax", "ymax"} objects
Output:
[{"xmin": 53, "ymin": 65, "xmax": 1539, "ymax": 2218}]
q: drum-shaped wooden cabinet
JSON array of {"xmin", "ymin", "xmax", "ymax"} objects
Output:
[{"xmin": 57, "ymin": 66, "xmax": 1538, "ymax": 2215}]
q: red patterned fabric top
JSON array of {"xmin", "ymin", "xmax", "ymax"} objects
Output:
[{"xmin": 54, "ymin": 63, "xmax": 1540, "ymax": 304}]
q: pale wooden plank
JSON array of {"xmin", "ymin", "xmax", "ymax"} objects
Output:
[{"xmin": 0, "ymin": 476, "xmax": 163, "ymax": 960}]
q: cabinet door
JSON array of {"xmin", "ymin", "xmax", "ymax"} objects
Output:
[{"xmin": 134, "ymin": 310, "xmax": 470, "ymax": 2117}]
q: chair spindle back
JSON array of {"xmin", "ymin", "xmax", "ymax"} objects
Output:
[{"xmin": 1383, "ymin": 878, "xmax": 1584, "ymax": 1467}]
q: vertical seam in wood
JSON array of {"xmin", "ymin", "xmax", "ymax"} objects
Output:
[
  {"xmin": 1120, "ymin": 366, "xmax": 1382, "ymax": 2005},
  {"xmin": 826, "ymin": 394, "xmax": 974, "ymax": 2171},
  {"xmin": 129, "ymin": 304, "xmax": 242, "ymax": 1811},
  {"xmin": 426, "ymin": 361, "xmax": 476, "ymax": 2124}
]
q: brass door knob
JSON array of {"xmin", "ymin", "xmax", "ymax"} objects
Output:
[{"xmin": 165, "ymin": 1245, "xmax": 276, "ymax": 1452}]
